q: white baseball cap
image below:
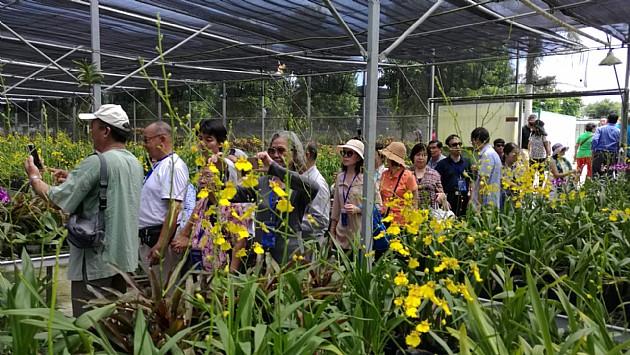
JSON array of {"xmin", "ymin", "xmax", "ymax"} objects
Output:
[{"xmin": 79, "ymin": 104, "xmax": 130, "ymax": 131}]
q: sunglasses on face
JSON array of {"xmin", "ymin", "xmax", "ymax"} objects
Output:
[
  {"xmin": 450, "ymin": 142, "xmax": 463, "ymax": 148},
  {"xmin": 267, "ymin": 147, "xmax": 288, "ymax": 156},
  {"xmin": 495, "ymin": 144, "xmax": 504, "ymax": 148},
  {"xmin": 342, "ymin": 149, "xmax": 355, "ymax": 157}
]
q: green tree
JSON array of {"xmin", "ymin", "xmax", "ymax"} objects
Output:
[
  {"xmin": 583, "ymin": 99, "xmax": 621, "ymax": 119},
  {"xmin": 533, "ymin": 97, "xmax": 582, "ymax": 117}
]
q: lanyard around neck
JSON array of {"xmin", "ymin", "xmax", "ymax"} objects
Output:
[
  {"xmin": 342, "ymin": 172, "xmax": 359, "ymax": 204},
  {"xmin": 144, "ymin": 152, "xmax": 174, "ymax": 184}
]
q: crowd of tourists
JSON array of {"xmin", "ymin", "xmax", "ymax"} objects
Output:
[{"xmin": 22, "ymin": 104, "xmax": 623, "ymax": 316}]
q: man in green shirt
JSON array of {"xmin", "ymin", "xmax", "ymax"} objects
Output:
[
  {"xmin": 24, "ymin": 104, "xmax": 144, "ymax": 317},
  {"xmin": 574, "ymin": 122, "xmax": 596, "ymax": 178}
]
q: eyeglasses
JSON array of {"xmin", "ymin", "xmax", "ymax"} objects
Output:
[
  {"xmin": 267, "ymin": 146, "xmax": 288, "ymax": 156},
  {"xmin": 342, "ymin": 149, "xmax": 355, "ymax": 157},
  {"xmin": 449, "ymin": 142, "xmax": 463, "ymax": 148},
  {"xmin": 143, "ymin": 134, "xmax": 162, "ymax": 143}
]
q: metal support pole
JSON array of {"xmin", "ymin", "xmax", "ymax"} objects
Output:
[
  {"xmin": 362, "ymin": 70, "xmax": 367, "ymax": 135},
  {"xmin": 261, "ymin": 81, "xmax": 266, "ymax": 145},
  {"xmin": 620, "ymin": 42, "xmax": 630, "ymax": 163},
  {"xmin": 26, "ymin": 101, "xmax": 30, "ymax": 135},
  {"xmin": 90, "ymin": 0, "xmax": 101, "ymax": 109},
  {"xmin": 429, "ymin": 64, "xmax": 435, "ymax": 140},
  {"xmin": 55, "ymin": 104, "xmax": 59, "ymax": 135},
  {"xmin": 515, "ymin": 48, "xmax": 520, "ymax": 94},
  {"xmin": 307, "ymin": 76, "xmax": 312, "ymax": 136},
  {"xmin": 133, "ymin": 100, "xmax": 137, "ymax": 143},
  {"xmin": 323, "ymin": 0, "xmax": 367, "ymax": 58},
  {"xmin": 72, "ymin": 98, "xmax": 77, "ymax": 142},
  {"xmin": 188, "ymin": 100, "xmax": 192, "ymax": 130},
  {"xmin": 13, "ymin": 105, "xmax": 17, "ymax": 133},
  {"xmin": 361, "ymin": 0, "xmax": 380, "ymax": 266},
  {"xmin": 222, "ymin": 82, "xmax": 227, "ymax": 126},
  {"xmin": 0, "ymin": 21, "xmax": 77, "ymax": 81},
  {"xmin": 379, "ymin": 0, "xmax": 444, "ymax": 60},
  {"xmin": 4, "ymin": 47, "xmax": 82, "ymax": 95}
]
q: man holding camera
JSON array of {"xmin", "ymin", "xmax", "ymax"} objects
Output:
[{"xmin": 24, "ymin": 104, "xmax": 144, "ymax": 317}]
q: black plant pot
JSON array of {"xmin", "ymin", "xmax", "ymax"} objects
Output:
[{"xmin": 602, "ymin": 281, "xmax": 630, "ymax": 322}]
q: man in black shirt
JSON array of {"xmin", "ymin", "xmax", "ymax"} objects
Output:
[
  {"xmin": 521, "ymin": 114, "xmax": 538, "ymax": 150},
  {"xmin": 435, "ymin": 134, "xmax": 472, "ymax": 217}
]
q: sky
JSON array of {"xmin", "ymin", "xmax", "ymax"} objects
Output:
[{"xmin": 535, "ymin": 27, "xmax": 626, "ymax": 105}]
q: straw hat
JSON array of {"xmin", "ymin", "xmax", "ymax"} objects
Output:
[
  {"xmin": 552, "ymin": 143, "xmax": 568, "ymax": 156},
  {"xmin": 337, "ymin": 139, "xmax": 364, "ymax": 160},
  {"xmin": 381, "ymin": 141, "xmax": 407, "ymax": 167}
]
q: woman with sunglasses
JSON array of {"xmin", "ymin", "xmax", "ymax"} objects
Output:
[
  {"xmin": 230, "ymin": 131, "xmax": 319, "ymax": 265},
  {"xmin": 330, "ymin": 139, "xmax": 382, "ymax": 253}
]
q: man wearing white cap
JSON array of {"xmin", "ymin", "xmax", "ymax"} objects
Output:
[{"xmin": 24, "ymin": 104, "xmax": 144, "ymax": 317}]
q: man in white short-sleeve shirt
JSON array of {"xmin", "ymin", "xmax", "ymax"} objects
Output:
[{"xmin": 139, "ymin": 121, "xmax": 189, "ymax": 289}]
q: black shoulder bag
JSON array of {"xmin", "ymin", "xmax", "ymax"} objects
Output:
[{"xmin": 66, "ymin": 151, "xmax": 108, "ymax": 249}]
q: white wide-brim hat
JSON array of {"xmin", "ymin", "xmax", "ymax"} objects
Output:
[{"xmin": 337, "ymin": 139, "xmax": 365, "ymax": 160}]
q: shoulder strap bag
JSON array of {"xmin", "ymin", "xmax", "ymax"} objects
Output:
[{"xmin": 66, "ymin": 151, "xmax": 108, "ymax": 249}]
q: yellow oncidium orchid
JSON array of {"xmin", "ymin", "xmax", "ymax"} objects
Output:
[
  {"xmin": 234, "ymin": 157, "xmax": 253, "ymax": 171},
  {"xmin": 194, "ymin": 155, "xmax": 206, "ymax": 167},
  {"xmin": 253, "ymin": 242, "xmax": 264, "ymax": 254},
  {"xmin": 406, "ymin": 331, "xmax": 421, "ymax": 347},
  {"xmin": 470, "ymin": 263, "xmax": 483, "ymax": 282},
  {"xmin": 416, "ymin": 320, "xmax": 430, "ymax": 333},
  {"xmin": 276, "ymin": 198, "xmax": 294, "ymax": 213},
  {"xmin": 231, "ymin": 205, "xmax": 254, "ymax": 220},
  {"xmin": 242, "ymin": 172, "xmax": 259, "ymax": 188},
  {"xmin": 197, "ymin": 188, "xmax": 209, "ymax": 199},
  {"xmin": 394, "ymin": 271, "xmax": 409, "ymax": 286},
  {"xmin": 269, "ymin": 180, "xmax": 288, "ymax": 198}
]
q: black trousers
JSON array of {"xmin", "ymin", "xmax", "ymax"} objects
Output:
[
  {"xmin": 592, "ymin": 151, "xmax": 617, "ymax": 177},
  {"xmin": 71, "ymin": 274, "xmax": 126, "ymax": 317},
  {"xmin": 446, "ymin": 191, "xmax": 469, "ymax": 217}
]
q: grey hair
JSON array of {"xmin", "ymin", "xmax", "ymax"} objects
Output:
[{"xmin": 269, "ymin": 130, "xmax": 306, "ymax": 171}]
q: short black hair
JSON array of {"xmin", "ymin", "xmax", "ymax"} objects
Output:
[
  {"xmin": 198, "ymin": 119, "xmax": 228, "ymax": 143},
  {"xmin": 493, "ymin": 138, "xmax": 505, "ymax": 146},
  {"xmin": 428, "ymin": 139, "xmax": 443, "ymax": 149},
  {"xmin": 504, "ymin": 142, "xmax": 519, "ymax": 156},
  {"xmin": 608, "ymin": 113, "xmax": 619, "ymax": 124},
  {"xmin": 305, "ymin": 140, "xmax": 318, "ymax": 161},
  {"xmin": 585, "ymin": 123, "xmax": 596, "ymax": 132},
  {"xmin": 409, "ymin": 143, "xmax": 428, "ymax": 161},
  {"xmin": 445, "ymin": 134, "xmax": 460, "ymax": 147},
  {"xmin": 471, "ymin": 127, "xmax": 490, "ymax": 144},
  {"xmin": 96, "ymin": 119, "xmax": 130, "ymax": 143}
]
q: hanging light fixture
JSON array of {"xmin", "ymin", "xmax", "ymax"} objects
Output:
[{"xmin": 599, "ymin": 49, "xmax": 622, "ymax": 66}]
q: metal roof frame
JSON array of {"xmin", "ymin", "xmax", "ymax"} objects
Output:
[{"xmin": 4, "ymin": 0, "xmax": 625, "ymax": 102}]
